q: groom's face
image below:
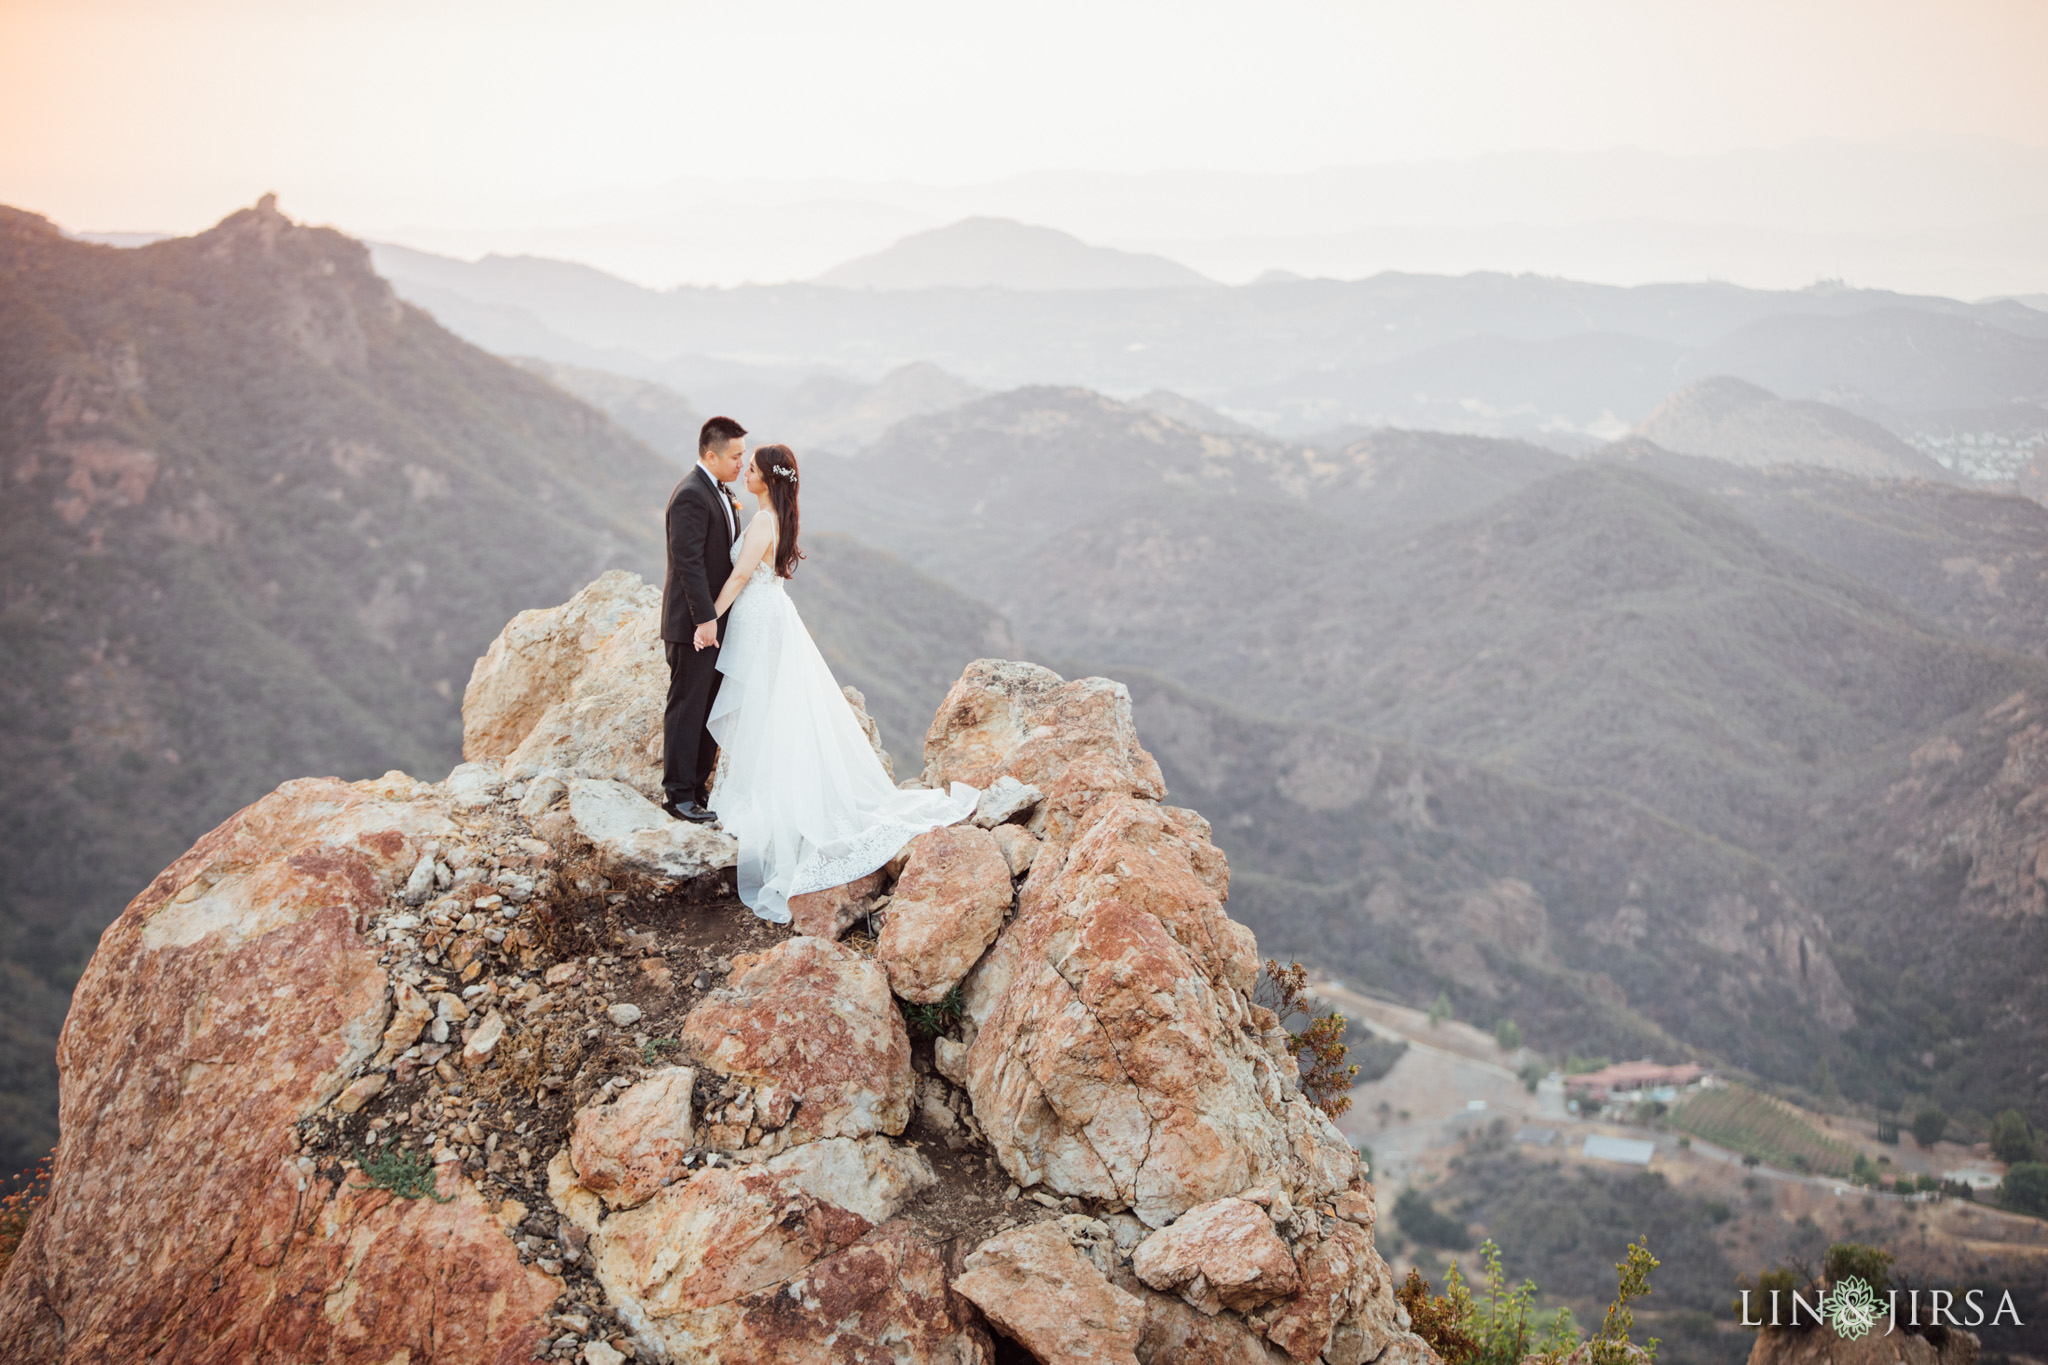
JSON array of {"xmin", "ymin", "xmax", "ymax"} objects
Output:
[{"xmin": 705, "ymin": 439, "xmax": 746, "ymax": 484}]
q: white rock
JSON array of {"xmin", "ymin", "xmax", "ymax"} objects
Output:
[
  {"xmin": 565, "ymin": 779, "xmax": 737, "ymax": 882},
  {"xmin": 606, "ymin": 1003, "xmax": 642, "ymax": 1026},
  {"xmin": 582, "ymin": 1343, "xmax": 625, "ymax": 1365},
  {"xmin": 443, "ymin": 761, "xmax": 504, "ymax": 810},
  {"xmin": 402, "ymin": 854, "xmax": 437, "ymax": 905},
  {"xmin": 971, "ymin": 775, "xmax": 1044, "ymax": 828}
]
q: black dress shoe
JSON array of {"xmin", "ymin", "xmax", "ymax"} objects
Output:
[{"xmin": 662, "ymin": 799, "xmax": 718, "ymax": 824}]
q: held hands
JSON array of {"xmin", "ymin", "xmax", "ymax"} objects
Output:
[{"xmin": 692, "ymin": 618, "xmax": 718, "ymax": 651}]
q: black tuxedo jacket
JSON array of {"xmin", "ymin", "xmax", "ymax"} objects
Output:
[{"xmin": 661, "ymin": 465, "xmax": 738, "ymax": 643}]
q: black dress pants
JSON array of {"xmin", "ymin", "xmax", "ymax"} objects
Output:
[{"xmin": 663, "ymin": 637, "xmax": 722, "ymax": 806}]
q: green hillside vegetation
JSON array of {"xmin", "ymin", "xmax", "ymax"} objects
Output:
[{"xmin": 1668, "ymin": 1085, "xmax": 1857, "ymax": 1177}]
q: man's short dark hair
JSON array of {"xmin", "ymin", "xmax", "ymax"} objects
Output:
[{"xmin": 699, "ymin": 415, "xmax": 747, "ymax": 454}]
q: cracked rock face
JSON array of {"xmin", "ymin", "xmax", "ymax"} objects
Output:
[
  {"xmin": 570, "ymin": 1066, "xmax": 698, "ymax": 1209},
  {"xmin": 588, "ymin": 1136, "xmax": 933, "ymax": 1325},
  {"xmin": 0, "ymin": 774, "xmax": 559, "ymax": 1363},
  {"xmin": 953, "ymin": 1220, "xmax": 1146, "ymax": 1365},
  {"xmin": 924, "ymin": 659, "xmax": 1166, "ymax": 850},
  {"xmin": 464, "ymin": 570, "xmax": 671, "ymax": 798},
  {"xmin": 1131, "ymin": 1196, "xmax": 1300, "ymax": 1314},
  {"xmin": 679, "ymin": 936, "xmax": 913, "ymax": 1143},
  {"xmin": 960, "ymin": 794, "xmax": 1357, "ymax": 1227},
  {"xmin": 875, "ymin": 824, "xmax": 1016, "ymax": 1004}
]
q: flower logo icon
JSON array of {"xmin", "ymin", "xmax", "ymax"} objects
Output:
[{"xmin": 1826, "ymin": 1276, "xmax": 1882, "ymax": 1341}]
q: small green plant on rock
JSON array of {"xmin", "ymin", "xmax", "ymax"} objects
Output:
[
  {"xmin": 642, "ymin": 1035, "xmax": 679, "ymax": 1066},
  {"xmin": 1589, "ymin": 1238, "xmax": 1660, "ymax": 1365},
  {"xmin": 356, "ymin": 1145, "xmax": 454, "ymax": 1203},
  {"xmin": 904, "ymin": 986, "xmax": 965, "ymax": 1041}
]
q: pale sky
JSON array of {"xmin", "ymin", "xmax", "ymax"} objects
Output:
[{"xmin": 3, "ymin": 0, "xmax": 2046, "ymax": 292}]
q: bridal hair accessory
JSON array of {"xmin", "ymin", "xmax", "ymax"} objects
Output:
[{"xmin": 771, "ymin": 465, "xmax": 797, "ymax": 484}]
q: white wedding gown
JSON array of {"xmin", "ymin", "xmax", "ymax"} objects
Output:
[{"xmin": 707, "ymin": 536, "xmax": 979, "ymax": 924}]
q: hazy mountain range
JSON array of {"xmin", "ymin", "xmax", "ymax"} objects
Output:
[
  {"xmin": 345, "ymin": 137, "xmax": 2048, "ymax": 297},
  {"xmin": 368, "ymin": 229, "xmax": 2048, "ymax": 460}
]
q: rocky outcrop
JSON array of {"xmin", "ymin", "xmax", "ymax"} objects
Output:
[
  {"xmin": 0, "ymin": 592, "xmax": 1432, "ymax": 1365},
  {"xmin": 1744, "ymin": 1325, "xmax": 1980, "ymax": 1365},
  {"xmin": 0, "ymin": 774, "xmax": 560, "ymax": 1362},
  {"xmin": 925, "ymin": 659, "xmax": 1165, "ymax": 850},
  {"xmin": 465, "ymin": 570, "xmax": 896, "ymax": 801}
]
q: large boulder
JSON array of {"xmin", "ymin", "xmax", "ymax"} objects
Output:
[
  {"xmin": 464, "ymin": 570, "xmax": 670, "ymax": 796},
  {"xmin": 960, "ymin": 797, "xmax": 1355, "ymax": 1227},
  {"xmin": 924, "ymin": 660, "xmax": 1165, "ymax": 849},
  {"xmin": 1130, "ymin": 1196, "xmax": 1300, "ymax": 1314},
  {"xmin": 952, "ymin": 1220, "xmax": 1146, "ymax": 1365},
  {"xmin": 588, "ymin": 1136, "xmax": 932, "ymax": 1321},
  {"xmin": 0, "ymin": 774, "xmax": 560, "ymax": 1362},
  {"xmin": 679, "ymin": 936, "xmax": 913, "ymax": 1144},
  {"xmin": 875, "ymin": 824, "xmax": 1016, "ymax": 1003}
]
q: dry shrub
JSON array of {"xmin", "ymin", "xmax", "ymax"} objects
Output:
[{"xmin": 1258, "ymin": 958, "xmax": 1362, "ymax": 1118}]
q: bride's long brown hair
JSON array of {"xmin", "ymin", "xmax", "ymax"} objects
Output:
[{"xmin": 754, "ymin": 444, "xmax": 804, "ymax": 578}]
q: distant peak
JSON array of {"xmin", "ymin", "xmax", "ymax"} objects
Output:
[{"xmin": 815, "ymin": 216, "xmax": 1212, "ymax": 293}]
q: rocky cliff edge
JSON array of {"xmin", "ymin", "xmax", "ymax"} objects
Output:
[{"xmin": 0, "ymin": 569, "xmax": 1434, "ymax": 1365}]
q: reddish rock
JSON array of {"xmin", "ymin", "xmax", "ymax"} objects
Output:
[
  {"xmin": 1265, "ymin": 1221, "xmax": 1372, "ymax": 1362},
  {"xmin": 1116, "ymin": 1274, "xmax": 1295, "ymax": 1364},
  {"xmin": 961, "ymin": 791, "xmax": 1359, "ymax": 1228},
  {"xmin": 876, "ymin": 824, "xmax": 1014, "ymax": 1003},
  {"xmin": 952, "ymin": 1221, "xmax": 1145, "ymax": 1365},
  {"xmin": 1019, "ymin": 796, "xmax": 1252, "ymax": 995},
  {"xmin": 0, "ymin": 774, "xmax": 559, "ymax": 1363},
  {"xmin": 569, "ymin": 1066, "xmax": 697, "ymax": 1209},
  {"xmin": 463, "ymin": 570, "xmax": 669, "ymax": 796},
  {"xmin": 680, "ymin": 936, "xmax": 912, "ymax": 1140},
  {"xmin": 922, "ymin": 661, "xmax": 1165, "ymax": 849},
  {"xmin": 588, "ymin": 1137, "xmax": 932, "ymax": 1336},
  {"xmin": 789, "ymin": 870, "xmax": 885, "ymax": 941},
  {"xmin": 1130, "ymin": 1197, "xmax": 1299, "ymax": 1314},
  {"xmin": 632, "ymin": 1221, "xmax": 992, "ymax": 1364}
]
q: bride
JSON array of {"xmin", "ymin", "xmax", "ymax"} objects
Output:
[{"xmin": 701, "ymin": 443, "xmax": 979, "ymax": 923}]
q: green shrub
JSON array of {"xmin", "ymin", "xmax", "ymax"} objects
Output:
[
  {"xmin": 2000, "ymin": 1161, "xmax": 2048, "ymax": 1217},
  {"xmin": 356, "ymin": 1145, "xmax": 453, "ymax": 1203},
  {"xmin": 1494, "ymin": 1019, "xmax": 1522, "ymax": 1051},
  {"xmin": 1824, "ymin": 1242, "xmax": 1892, "ymax": 1295},
  {"xmin": 1519, "ymin": 1060, "xmax": 1548, "ymax": 1093},
  {"xmin": 1990, "ymin": 1110, "xmax": 2040, "ymax": 1165},
  {"xmin": 1910, "ymin": 1106, "xmax": 1948, "ymax": 1148},
  {"xmin": 1590, "ymin": 1238, "xmax": 1661, "ymax": 1365},
  {"xmin": 1395, "ymin": 1187, "xmax": 1473, "ymax": 1250},
  {"xmin": 904, "ymin": 986, "xmax": 965, "ymax": 1041},
  {"xmin": 1430, "ymin": 992, "xmax": 1454, "ymax": 1026}
]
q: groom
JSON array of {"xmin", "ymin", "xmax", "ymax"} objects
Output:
[{"xmin": 660, "ymin": 415, "xmax": 747, "ymax": 823}]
